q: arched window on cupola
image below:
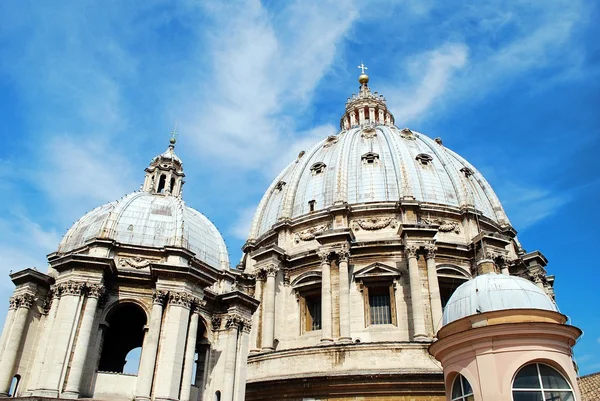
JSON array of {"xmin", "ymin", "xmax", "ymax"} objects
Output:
[
  {"xmin": 157, "ymin": 174, "xmax": 167, "ymax": 193},
  {"xmin": 170, "ymin": 177, "xmax": 176, "ymax": 193},
  {"xmin": 98, "ymin": 302, "xmax": 147, "ymax": 374}
]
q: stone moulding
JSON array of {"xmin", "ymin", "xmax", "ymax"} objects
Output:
[
  {"xmin": 352, "ymin": 217, "xmax": 397, "ymax": 231},
  {"xmin": 118, "ymin": 256, "xmax": 154, "ymax": 269},
  {"xmin": 294, "ymin": 224, "xmax": 329, "ymax": 243},
  {"xmin": 422, "ymin": 218, "xmax": 461, "ymax": 234}
]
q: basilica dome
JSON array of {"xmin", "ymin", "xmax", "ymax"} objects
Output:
[
  {"xmin": 442, "ymin": 273, "xmax": 558, "ymax": 325},
  {"xmin": 58, "ymin": 142, "xmax": 229, "ymax": 270},
  {"xmin": 248, "ymin": 74, "xmax": 509, "ymax": 240}
]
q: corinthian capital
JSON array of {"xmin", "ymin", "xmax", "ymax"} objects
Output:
[
  {"xmin": 424, "ymin": 244, "xmax": 437, "ymax": 260},
  {"xmin": 318, "ymin": 250, "xmax": 330, "ymax": 263},
  {"xmin": 266, "ymin": 264, "xmax": 279, "ymax": 277},
  {"xmin": 14, "ymin": 293, "xmax": 35, "ymax": 309},
  {"xmin": 8, "ymin": 297, "xmax": 17, "ymax": 310},
  {"xmin": 59, "ymin": 281, "xmax": 86, "ymax": 296},
  {"xmin": 225, "ymin": 312, "xmax": 252, "ymax": 332},
  {"xmin": 87, "ymin": 284, "xmax": 105, "ymax": 299},
  {"xmin": 169, "ymin": 291, "xmax": 193, "ymax": 309},
  {"xmin": 404, "ymin": 245, "xmax": 419, "ymax": 259},
  {"xmin": 153, "ymin": 290, "xmax": 169, "ymax": 306}
]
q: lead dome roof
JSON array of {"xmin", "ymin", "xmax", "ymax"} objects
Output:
[
  {"xmin": 442, "ymin": 273, "xmax": 558, "ymax": 325},
  {"xmin": 249, "ymin": 125, "xmax": 510, "ymax": 239},
  {"xmin": 58, "ymin": 191, "xmax": 229, "ymax": 270}
]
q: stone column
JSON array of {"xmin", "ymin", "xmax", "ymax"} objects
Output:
[
  {"xmin": 30, "ymin": 289, "xmax": 62, "ymax": 396},
  {"xmin": 0, "ymin": 294, "xmax": 33, "ymax": 396},
  {"xmin": 222, "ymin": 313, "xmax": 250, "ymax": 401},
  {"xmin": 0, "ymin": 298, "xmax": 17, "ymax": 358},
  {"xmin": 135, "ymin": 290, "xmax": 168, "ymax": 401},
  {"xmin": 40, "ymin": 281, "xmax": 85, "ymax": 397},
  {"xmin": 261, "ymin": 265, "xmax": 278, "ymax": 351},
  {"xmin": 425, "ymin": 245, "xmax": 443, "ymax": 335},
  {"xmin": 180, "ymin": 303, "xmax": 201, "ymax": 401},
  {"xmin": 319, "ymin": 251, "xmax": 333, "ymax": 343},
  {"xmin": 249, "ymin": 272, "xmax": 265, "ymax": 352},
  {"xmin": 154, "ymin": 292, "xmax": 192, "ymax": 401},
  {"xmin": 194, "ymin": 344, "xmax": 210, "ymax": 400},
  {"xmin": 233, "ymin": 321, "xmax": 252, "ymax": 401},
  {"xmin": 63, "ymin": 284, "xmax": 105, "ymax": 398},
  {"xmin": 337, "ymin": 248, "xmax": 351, "ymax": 342},
  {"xmin": 405, "ymin": 245, "xmax": 427, "ymax": 341}
]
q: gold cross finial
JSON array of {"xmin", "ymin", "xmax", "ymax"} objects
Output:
[
  {"xmin": 169, "ymin": 119, "xmax": 179, "ymax": 145},
  {"xmin": 358, "ymin": 62, "xmax": 368, "ymax": 74}
]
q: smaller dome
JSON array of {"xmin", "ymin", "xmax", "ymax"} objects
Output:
[
  {"xmin": 443, "ymin": 273, "xmax": 557, "ymax": 325},
  {"xmin": 58, "ymin": 192, "xmax": 229, "ymax": 270}
]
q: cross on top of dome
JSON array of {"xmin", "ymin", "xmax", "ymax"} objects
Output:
[{"xmin": 340, "ymin": 65, "xmax": 395, "ymax": 130}]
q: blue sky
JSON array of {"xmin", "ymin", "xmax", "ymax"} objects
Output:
[{"xmin": 0, "ymin": 0, "xmax": 599, "ymax": 375}]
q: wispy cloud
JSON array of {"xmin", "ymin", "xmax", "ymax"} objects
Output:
[
  {"xmin": 177, "ymin": 0, "xmax": 358, "ymax": 170},
  {"xmin": 499, "ymin": 183, "xmax": 571, "ymax": 230},
  {"xmin": 386, "ymin": 43, "xmax": 469, "ymax": 123}
]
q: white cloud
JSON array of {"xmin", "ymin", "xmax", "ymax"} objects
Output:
[
  {"xmin": 499, "ymin": 184, "xmax": 571, "ymax": 230},
  {"xmin": 177, "ymin": 0, "xmax": 358, "ymax": 170},
  {"xmin": 31, "ymin": 136, "xmax": 138, "ymax": 221},
  {"xmin": 386, "ymin": 43, "xmax": 469, "ymax": 123}
]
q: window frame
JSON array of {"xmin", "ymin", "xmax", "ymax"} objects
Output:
[
  {"xmin": 292, "ymin": 273, "xmax": 323, "ymax": 335},
  {"xmin": 511, "ymin": 362, "xmax": 576, "ymax": 401},
  {"xmin": 362, "ymin": 281, "xmax": 397, "ymax": 327},
  {"xmin": 451, "ymin": 374, "xmax": 474, "ymax": 401}
]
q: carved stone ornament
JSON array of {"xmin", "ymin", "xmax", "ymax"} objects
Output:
[
  {"xmin": 352, "ymin": 217, "xmax": 397, "ymax": 231},
  {"xmin": 335, "ymin": 245, "xmax": 350, "ymax": 263},
  {"xmin": 361, "ymin": 126, "xmax": 377, "ymax": 139},
  {"xmin": 282, "ymin": 269, "xmax": 290, "ymax": 286},
  {"xmin": 153, "ymin": 290, "xmax": 169, "ymax": 306},
  {"xmin": 8, "ymin": 297, "xmax": 17, "ymax": 310},
  {"xmin": 42, "ymin": 290, "xmax": 53, "ymax": 315},
  {"xmin": 400, "ymin": 127, "xmax": 416, "ymax": 140},
  {"xmin": 318, "ymin": 250, "xmax": 330, "ymax": 263},
  {"xmin": 404, "ymin": 245, "xmax": 419, "ymax": 258},
  {"xmin": 118, "ymin": 256, "xmax": 152, "ymax": 269},
  {"xmin": 87, "ymin": 284, "xmax": 106, "ymax": 299},
  {"xmin": 323, "ymin": 135, "xmax": 339, "ymax": 148},
  {"xmin": 225, "ymin": 312, "xmax": 252, "ymax": 333},
  {"xmin": 211, "ymin": 316, "xmax": 222, "ymax": 331},
  {"xmin": 59, "ymin": 281, "xmax": 86, "ymax": 296},
  {"xmin": 266, "ymin": 264, "xmax": 279, "ymax": 278},
  {"xmin": 13, "ymin": 293, "xmax": 35, "ymax": 309},
  {"xmin": 422, "ymin": 218, "xmax": 461, "ymax": 234},
  {"xmin": 190, "ymin": 297, "xmax": 206, "ymax": 314},
  {"xmin": 424, "ymin": 244, "xmax": 437, "ymax": 260},
  {"xmin": 169, "ymin": 291, "xmax": 192, "ymax": 308},
  {"xmin": 294, "ymin": 224, "xmax": 329, "ymax": 243}
]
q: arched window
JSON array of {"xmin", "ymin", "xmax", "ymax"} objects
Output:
[
  {"xmin": 98, "ymin": 303, "xmax": 147, "ymax": 373},
  {"xmin": 157, "ymin": 174, "xmax": 166, "ymax": 193},
  {"xmin": 437, "ymin": 265, "xmax": 470, "ymax": 308},
  {"xmin": 8, "ymin": 375, "xmax": 20, "ymax": 397},
  {"xmin": 214, "ymin": 390, "xmax": 221, "ymax": 401},
  {"xmin": 513, "ymin": 363, "xmax": 575, "ymax": 401},
  {"xmin": 451, "ymin": 374, "xmax": 474, "ymax": 401}
]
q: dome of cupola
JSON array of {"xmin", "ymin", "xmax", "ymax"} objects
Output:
[
  {"xmin": 57, "ymin": 137, "xmax": 230, "ymax": 270},
  {"xmin": 248, "ymin": 70, "xmax": 510, "ymax": 240},
  {"xmin": 442, "ymin": 273, "xmax": 558, "ymax": 325}
]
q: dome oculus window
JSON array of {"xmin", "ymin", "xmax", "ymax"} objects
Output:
[
  {"xmin": 451, "ymin": 374, "xmax": 474, "ymax": 401},
  {"xmin": 512, "ymin": 363, "xmax": 575, "ymax": 401},
  {"xmin": 310, "ymin": 162, "xmax": 326, "ymax": 175},
  {"xmin": 274, "ymin": 181, "xmax": 286, "ymax": 192},
  {"xmin": 361, "ymin": 152, "xmax": 380, "ymax": 165},
  {"xmin": 416, "ymin": 153, "xmax": 433, "ymax": 165},
  {"xmin": 460, "ymin": 167, "xmax": 474, "ymax": 177}
]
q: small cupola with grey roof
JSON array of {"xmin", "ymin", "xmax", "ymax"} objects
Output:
[{"xmin": 142, "ymin": 129, "xmax": 185, "ymax": 197}]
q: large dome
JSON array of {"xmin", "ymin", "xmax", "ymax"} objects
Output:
[
  {"xmin": 442, "ymin": 273, "xmax": 558, "ymax": 325},
  {"xmin": 249, "ymin": 125, "xmax": 509, "ymax": 239},
  {"xmin": 58, "ymin": 191, "xmax": 229, "ymax": 270}
]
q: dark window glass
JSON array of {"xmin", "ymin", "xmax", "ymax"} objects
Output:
[
  {"xmin": 306, "ymin": 296, "xmax": 321, "ymax": 330},
  {"xmin": 369, "ymin": 288, "xmax": 391, "ymax": 325},
  {"xmin": 514, "ymin": 364, "xmax": 542, "ymax": 389}
]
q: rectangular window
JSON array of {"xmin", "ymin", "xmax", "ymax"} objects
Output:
[
  {"xmin": 368, "ymin": 287, "xmax": 392, "ymax": 325},
  {"xmin": 305, "ymin": 295, "xmax": 322, "ymax": 331}
]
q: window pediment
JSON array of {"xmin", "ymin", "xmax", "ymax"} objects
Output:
[
  {"xmin": 291, "ymin": 271, "xmax": 322, "ymax": 289},
  {"xmin": 354, "ymin": 262, "xmax": 401, "ymax": 280}
]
